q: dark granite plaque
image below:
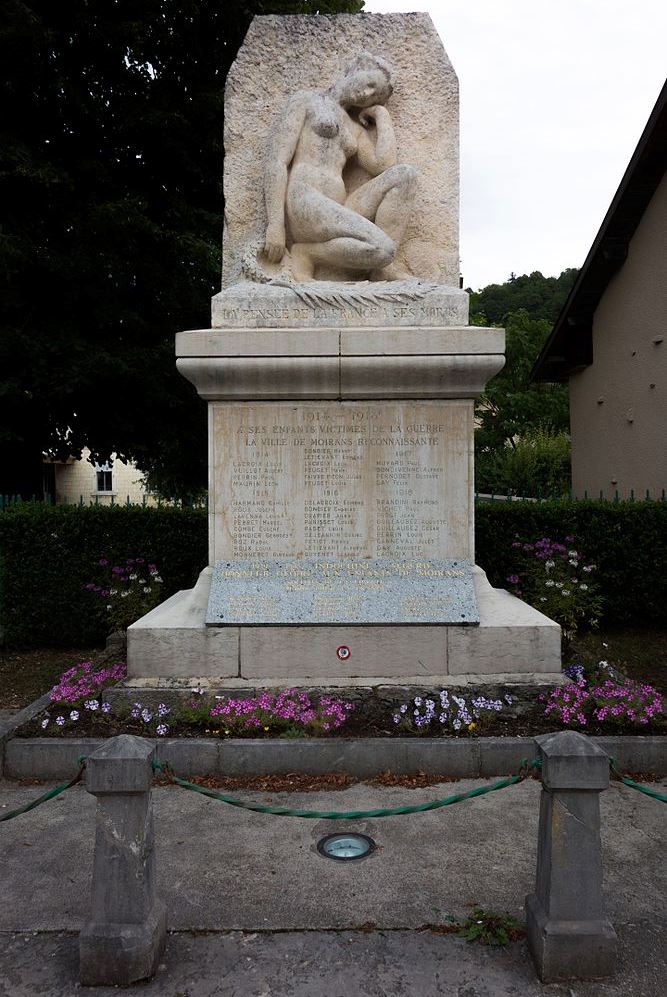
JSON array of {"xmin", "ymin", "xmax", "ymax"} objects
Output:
[{"xmin": 206, "ymin": 558, "xmax": 479, "ymax": 626}]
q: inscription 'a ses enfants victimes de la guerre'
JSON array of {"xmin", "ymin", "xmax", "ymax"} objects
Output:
[{"xmin": 211, "ymin": 401, "xmax": 472, "ymax": 562}]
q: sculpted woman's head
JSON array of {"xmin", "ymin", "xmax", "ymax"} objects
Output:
[{"xmin": 333, "ymin": 51, "xmax": 393, "ymax": 108}]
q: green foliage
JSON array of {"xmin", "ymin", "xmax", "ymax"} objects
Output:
[
  {"xmin": 0, "ymin": 0, "xmax": 364, "ymax": 499},
  {"xmin": 505, "ymin": 536, "xmax": 603, "ymax": 641},
  {"xmin": 476, "ymin": 429, "xmax": 571, "ymax": 498},
  {"xmin": 457, "ymin": 907, "xmax": 525, "ymax": 946},
  {"xmin": 475, "ymin": 309, "xmax": 570, "ymax": 456},
  {"xmin": 468, "ymin": 269, "xmax": 578, "ymax": 326},
  {"xmin": 86, "ymin": 556, "xmax": 166, "ymax": 633},
  {"xmin": 0, "ymin": 498, "xmax": 664, "ymax": 647},
  {"xmin": 0, "ymin": 503, "xmax": 207, "ymax": 646},
  {"xmin": 470, "ymin": 272, "xmax": 575, "ymax": 485},
  {"xmin": 476, "ymin": 499, "xmax": 667, "ymax": 628}
]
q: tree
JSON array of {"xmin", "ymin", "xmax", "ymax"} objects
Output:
[
  {"xmin": 468, "ymin": 268, "xmax": 578, "ymax": 327},
  {"xmin": 475, "ymin": 304, "xmax": 569, "ymax": 483},
  {"xmin": 0, "ymin": 0, "xmax": 364, "ymax": 499}
]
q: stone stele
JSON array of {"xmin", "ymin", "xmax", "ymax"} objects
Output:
[
  {"xmin": 218, "ymin": 14, "xmax": 465, "ymax": 326},
  {"xmin": 127, "ymin": 13, "xmax": 562, "ymax": 685}
]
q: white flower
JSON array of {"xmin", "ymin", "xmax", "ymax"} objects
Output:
[
  {"xmin": 84, "ymin": 700, "xmax": 99, "ymax": 711},
  {"xmin": 562, "ymin": 589, "xmax": 570, "ymax": 596},
  {"xmin": 579, "ymin": 583, "xmax": 588, "ymax": 591},
  {"xmin": 568, "ymin": 550, "xmax": 578, "ymax": 558},
  {"xmin": 540, "ymin": 597, "xmax": 547, "ymax": 602},
  {"xmin": 120, "ymin": 591, "xmax": 130, "ymax": 598},
  {"xmin": 545, "ymin": 580, "xmax": 555, "ymax": 588},
  {"xmin": 154, "ymin": 576, "xmax": 163, "ymax": 583},
  {"xmin": 555, "ymin": 581, "xmax": 563, "ymax": 589},
  {"xmin": 109, "ymin": 589, "xmax": 117, "ymax": 595},
  {"xmin": 129, "ymin": 573, "xmax": 138, "ymax": 580},
  {"xmin": 106, "ymin": 604, "xmax": 112, "ymax": 610},
  {"xmin": 568, "ymin": 559, "xmax": 578, "ymax": 567},
  {"xmin": 545, "ymin": 559, "xmax": 555, "ymax": 569},
  {"xmin": 138, "ymin": 578, "xmax": 146, "ymax": 584},
  {"xmin": 41, "ymin": 718, "xmax": 49, "ymax": 729},
  {"xmin": 69, "ymin": 710, "xmax": 79, "ymax": 721},
  {"xmin": 156, "ymin": 724, "xmax": 168, "ymax": 736},
  {"xmin": 101, "ymin": 702, "xmax": 111, "ymax": 713},
  {"xmin": 143, "ymin": 587, "xmax": 151, "ymax": 594},
  {"xmin": 141, "ymin": 709, "xmax": 153, "ymax": 723},
  {"xmin": 55, "ymin": 716, "xmax": 65, "ymax": 726}
]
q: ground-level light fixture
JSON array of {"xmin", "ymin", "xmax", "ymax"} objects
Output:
[{"xmin": 317, "ymin": 832, "xmax": 375, "ymax": 861}]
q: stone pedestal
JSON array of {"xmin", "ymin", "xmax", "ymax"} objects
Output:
[
  {"xmin": 79, "ymin": 736, "xmax": 167, "ymax": 985},
  {"xmin": 127, "ymin": 319, "xmax": 562, "ymax": 682},
  {"xmin": 526, "ymin": 731, "xmax": 617, "ymax": 982}
]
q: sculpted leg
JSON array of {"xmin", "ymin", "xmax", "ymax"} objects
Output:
[
  {"xmin": 347, "ymin": 165, "xmax": 416, "ymax": 238},
  {"xmin": 346, "ymin": 165, "xmax": 417, "ymax": 278},
  {"xmin": 287, "ymin": 182, "xmax": 395, "ymax": 279}
]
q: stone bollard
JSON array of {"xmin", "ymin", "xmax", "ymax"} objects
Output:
[
  {"xmin": 79, "ymin": 735, "xmax": 167, "ymax": 985},
  {"xmin": 526, "ymin": 730, "xmax": 617, "ymax": 982}
]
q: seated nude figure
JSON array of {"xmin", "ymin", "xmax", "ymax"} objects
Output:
[{"xmin": 264, "ymin": 52, "xmax": 417, "ymax": 282}]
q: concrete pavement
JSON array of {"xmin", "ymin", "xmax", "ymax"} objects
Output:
[{"xmin": 0, "ymin": 776, "xmax": 665, "ymax": 993}]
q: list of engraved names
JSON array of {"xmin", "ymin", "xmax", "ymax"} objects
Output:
[{"xmin": 212, "ymin": 401, "xmax": 471, "ymax": 561}]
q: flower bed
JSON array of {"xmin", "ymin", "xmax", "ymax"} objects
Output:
[{"xmin": 15, "ymin": 659, "xmax": 665, "ymax": 741}]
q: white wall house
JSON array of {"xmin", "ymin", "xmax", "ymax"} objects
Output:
[{"xmin": 44, "ymin": 447, "xmax": 155, "ymax": 506}]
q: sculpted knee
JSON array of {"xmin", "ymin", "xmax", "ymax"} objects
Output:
[
  {"xmin": 372, "ymin": 231, "xmax": 396, "ymax": 269},
  {"xmin": 393, "ymin": 163, "xmax": 418, "ymax": 187}
]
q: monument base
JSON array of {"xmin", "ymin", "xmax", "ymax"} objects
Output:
[{"xmin": 127, "ymin": 566, "xmax": 561, "ymax": 684}]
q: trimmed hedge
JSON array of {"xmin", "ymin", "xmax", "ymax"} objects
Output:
[
  {"xmin": 0, "ymin": 499, "xmax": 664, "ymax": 647},
  {"xmin": 476, "ymin": 499, "xmax": 667, "ymax": 627},
  {"xmin": 0, "ymin": 504, "xmax": 207, "ymax": 648}
]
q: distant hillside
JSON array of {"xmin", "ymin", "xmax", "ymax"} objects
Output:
[{"xmin": 467, "ymin": 269, "xmax": 578, "ymax": 326}]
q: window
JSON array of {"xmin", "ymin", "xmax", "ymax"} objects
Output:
[{"xmin": 94, "ymin": 462, "xmax": 113, "ymax": 493}]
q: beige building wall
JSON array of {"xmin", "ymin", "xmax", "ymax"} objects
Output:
[
  {"xmin": 52, "ymin": 447, "xmax": 155, "ymax": 506},
  {"xmin": 569, "ymin": 172, "xmax": 667, "ymax": 499}
]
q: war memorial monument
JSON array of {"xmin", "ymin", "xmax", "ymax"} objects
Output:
[{"xmin": 127, "ymin": 12, "xmax": 562, "ymax": 685}]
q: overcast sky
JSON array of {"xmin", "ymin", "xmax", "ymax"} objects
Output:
[{"xmin": 364, "ymin": 0, "xmax": 666, "ymax": 289}]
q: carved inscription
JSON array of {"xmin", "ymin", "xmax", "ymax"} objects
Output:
[
  {"xmin": 212, "ymin": 401, "xmax": 471, "ymax": 561},
  {"xmin": 206, "ymin": 558, "xmax": 479, "ymax": 625},
  {"xmin": 214, "ymin": 302, "xmax": 463, "ymax": 328}
]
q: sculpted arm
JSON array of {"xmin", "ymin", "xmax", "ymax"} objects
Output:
[
  {"xmin": 264, "ymin": 94, "xmax": 308, "ymax": 262},
  {"xmin": 355, "ymin": 105, "xmax": 397, "ymax": 176}
]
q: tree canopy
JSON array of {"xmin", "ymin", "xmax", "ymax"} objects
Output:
[
  {"xmin": 0, "ymin": 0, "xmax": 364, "ymax": 499},
  {"xmin": 468, "ymin": 268, "xmax": 577, "ymax": 326}
]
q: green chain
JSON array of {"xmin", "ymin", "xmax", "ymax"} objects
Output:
[
  {"xmin": 151, "ymin": 757, "xmax": 540, "ymax": 819},
  {"xmin": 609, "ymin": 758, "xmax": 667, "ymax": 803},
  {"xmin": 0, "ymin": 760, "xmax": 86, "ymax": 823}
]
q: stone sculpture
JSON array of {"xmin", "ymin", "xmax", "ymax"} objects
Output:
[
  {"xmin": 263, "ymin": 52, "xmax": 417, "ymax": 283},
  {"xmin": 128, "ymin": 14, "xmax": 562, "ymax": 687}
]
